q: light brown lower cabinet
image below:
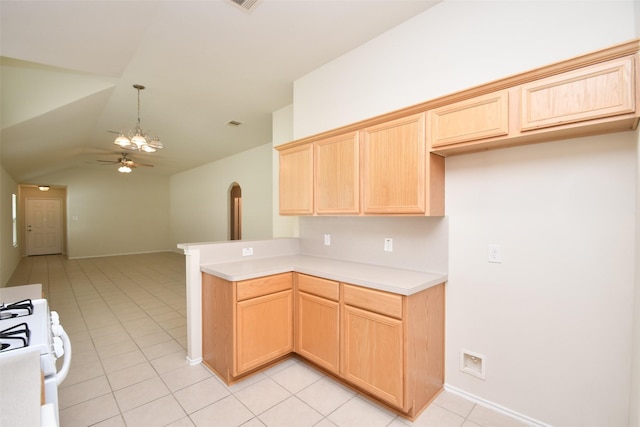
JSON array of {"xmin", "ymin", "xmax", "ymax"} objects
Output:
[
  {"xmin": 295, "ymin": 274, "xmax": 340, "ymax": 373},
  {"xmin": 340, "ymin": 282, "xmax": 445, "ymax": 418},
  {"xmin": 202, "ymin": 272, "xmax": 293, "ymax": 383},
  {"xmin": 202, "ymin": 271, "xmax": 445, "ymax": 420},
  {"xmin": 342, "ymin": 303, "xmax": 404, "ymax": 407}
]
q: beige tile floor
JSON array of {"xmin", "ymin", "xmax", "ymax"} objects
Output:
[{"xmin": 6, "ymin": 252, "xmax": 529, "ymax": 427}]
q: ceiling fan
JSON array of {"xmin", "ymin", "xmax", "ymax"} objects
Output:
[{"xmin": 97, "ymin": 153, "xmax": 154, "ymax": 173}]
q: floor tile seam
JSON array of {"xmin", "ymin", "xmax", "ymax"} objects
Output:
[
  {"xmin": 305, "ymin": 388, "xmax": 362, "ymax": 423},
  {"xmin": 231, "ymin": 384, "xmax": 293, "ymax": 419},
  {"xmin": 87, "ymin": 414, "xmax": 124, "ymax": 427},
  {"xmin": 58, "ymin": 371, "xmax": 107, "ymax": 393},
  {"xmin": 170, "ymin": 380, "xmax": 233, "ymax": 416},
  {"xmin": 273, "ymin": 369, "xmax": 327, "ymax": 396},
  {"xmin": 104, "ymin": 360, "xmax": 160, "ymax": 393},
  {"xmin": 145, "ymin": 349, "xmax": 190, "ymax": 374},
  {"xmin": 112, "ymin": 379, "xmax": 173, "ymax": 415},
  {"xmin": 57, "ymin": 389, "xmax": 117, "ymax": 418},
  {"xmin": 57, "ymin": 379, "xmax": 114, "ymax": 411},
  {"xmin": 255, "ymin": 394, "xmax": 325, "ymax": 425},
  {"xmin": 436, "ymin": 401, "xmax": 478, "ymax": 423}
]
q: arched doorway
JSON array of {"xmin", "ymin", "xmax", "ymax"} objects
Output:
[{"xmin": 229, "ymin": 183, "xmax": 242, "ymax": 240}]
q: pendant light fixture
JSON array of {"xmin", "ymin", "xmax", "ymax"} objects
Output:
[{"xmin": 113, "ymin": 84, "xmax": 164, "ymax": 153}]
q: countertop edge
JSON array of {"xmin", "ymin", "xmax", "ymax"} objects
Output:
[{"xmin": 200, "ymin": 255, "xmax": 447, "ymax": 296}]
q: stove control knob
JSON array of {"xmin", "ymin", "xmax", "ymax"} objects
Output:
[
  {"xmin": 53, "ymin": 336, "xmax": 65, "ymax": 358},
  {"xmin": 50, "ymin": 311, "xmax": 60, "ymax": 325},
  {"xmin": 52, "ymin": 323, "xmax": 64, "ymax": 337}
]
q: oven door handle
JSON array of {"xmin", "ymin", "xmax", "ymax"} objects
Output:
[{"xmin": 55, "ymin": 326, "xmax": 72, "ymax": 385}]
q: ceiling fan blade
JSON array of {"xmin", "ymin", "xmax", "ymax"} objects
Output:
[
  {"xmin": 134, "ymin": 162, "xmax": 154, "ymax": 167},
  {"xmin": 97, "ymin": 160, "xmax": 119, "ymax": 164}
]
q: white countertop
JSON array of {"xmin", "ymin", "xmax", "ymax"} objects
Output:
[{"xmin": 201, "ymin": 255, "xmax": 447, "ymax": 295}]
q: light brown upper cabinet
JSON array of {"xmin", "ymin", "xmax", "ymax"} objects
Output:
[
  {"xmin": 276, "ymin": 116, "xmax": 444, "ymax": 216},
  {"xmin": 278, "ymin": 143, "xmax": 314, "ymax": 215},
  {"xmin": 428, "ymin": 90, "xmax": 510, "ymax": 148},
  {"xmin": 361, "ymin": 113, "xmax": 444, "ymax": 215},
  {"xmin": 430, "ymin": 43, "xmax": 639, "ymax": 156},
  {"xmin": 278, "ymin": 40, "xmax": 639, "ymax": 208},
  {"xmin": 520, "ymin": 55, "xmax": 635, "ymax": 131},
  {"xmin": 315, "ymin": 131, "xmax": 360, "ymax": 214},
  {"xmin": 362, "ymin": 113, "xmax": 426, "ymax": 214}
]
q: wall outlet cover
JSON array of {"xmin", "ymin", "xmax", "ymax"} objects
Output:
[{"xmin": 460, "ymin": 349, "xmax": 486, "ymax": 380}]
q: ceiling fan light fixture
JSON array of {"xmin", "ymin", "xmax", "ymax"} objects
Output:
[
  {"xmin": 112, "ymin": 84, "xmax": 164, "ymax": 153},
  {"xmin": 148, "ymin": 137, "xmax": 163, "ymax": 149},
  {"xmin": 114, "ymin": 134, "xmax": 131, "ymax": 148},
  {"xmin": 131, "ymin": 134, "xmax": 147, "ymax": 147},
  {"xmin": 118, "ymin": 165, "xmax": 132, "ymax": 173}
]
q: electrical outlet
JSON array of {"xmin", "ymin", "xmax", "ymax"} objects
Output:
[
  {"xmin": 488, "ymin": 244, "xmax": 501, "ymax": 263},
  {"xmin": 384, "ymin": 238, "xmax": 393, "ymax": 252},
  {"xmin": 242, "ymin": 247, "xmax": 253, "ymax": 256},
  {"xmin": 324, "ymin": 234, "xmax": 331, "ymax": 246}
]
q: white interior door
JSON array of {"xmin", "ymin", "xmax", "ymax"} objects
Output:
[{"xmin": 26, "ymin": 198, "xmax": 62, "ymax": 256}]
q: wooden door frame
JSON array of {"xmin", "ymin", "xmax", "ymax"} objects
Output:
[{"xmin": 229, "ymin": 182, "xmax": 242, "ymax": 240}]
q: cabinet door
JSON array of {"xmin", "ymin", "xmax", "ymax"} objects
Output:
[
  {"xmin": 315, "ymin": 131, "xmax": 360, "ymax": 214},
  {"xmin": 429, "ymin": 90, "xmax": 509, "ymax": 148},
  {"xmin": 520, "ymin": 55, "xmax": 635, "ymax": 131},
  {"xmin": 279, "ymin": 143, "xmax": 314, "ymax": 215},
  {"xmin": 342, "ymin": 305, "xmax": 404, "ymax": 408},
  {"xmin": 362, "ymin": 113, "xmax": 426, "ymax": 214},
  {"xmin": 296, "ymin": 291, "xmax": 340, "ymax": 373},
  {"xmin": 236, "ymin": 290, "xmax": 293, "ymax": 375}
]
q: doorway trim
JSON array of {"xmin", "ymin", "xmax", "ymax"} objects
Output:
[{"xmin": 229, "ymin": 183, "xmax": 242, "ymax": 240}]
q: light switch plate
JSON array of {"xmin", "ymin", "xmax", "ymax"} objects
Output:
[{"xmin": 488, "ymin": 244, "xmax": 501, "ymax": 263}]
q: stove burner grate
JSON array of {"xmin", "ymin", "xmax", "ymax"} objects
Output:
[
  {"xmin": 0, "ymin": 322, "xmax": 31, "ymax": 352},
  {"xmin": 0, "ymin": 299, "xmax": 34, "ymax": 320}
]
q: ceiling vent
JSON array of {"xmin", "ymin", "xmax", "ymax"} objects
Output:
[
  {"xmin": 228, "ymin": 0, "xmax": 260, "ymax": 12},
  {"xmin": 227, "ymin": 120, "xmax": 243, "ymax": 127}
]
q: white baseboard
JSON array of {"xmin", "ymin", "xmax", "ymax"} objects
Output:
[
  {"xmin": 444, "ymin": 384, "xmax": 553, "ymax": 427},
  {"xmin": 186, "ymin": 356, "xmax": 202, "ymax": 366}
]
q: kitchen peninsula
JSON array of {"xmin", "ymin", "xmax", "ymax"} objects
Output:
[{"xmin": 178, "ymin": 238, "xmax": 447, "ymax": 419}]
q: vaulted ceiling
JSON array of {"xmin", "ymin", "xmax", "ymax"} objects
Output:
[{"xmin": 1, "ymin": 0, "xmax": 440, "ymax": 182}]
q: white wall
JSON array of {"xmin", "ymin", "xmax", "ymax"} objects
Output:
[
  {"xmin": 633, "ymin": 126, "xmax": 640, "ymax": 427},
  {"xmin": 299, "ymin": 216, "xmax": 448, "ymax": 274},
  {"xmin": 272, "ymin": 104, "xmax": 298, "ymax": 238},
  {"xmin": 445, "ymin": 134, "xmax": 635, "ymax": 427},
  {"xmin": 28, "ymin": 168, "xmax": 171, "ymax": 258},
  {"xmin": 630, "ymin": 5, "xmax": 640, "ymax": 426},
  {"xmin": 290, "ymin": 1, "xmax": 637, "ymax": 426},
  {"xmin": 170, "ymin": 142, "xmax": 273, "ymax": 246},
  {"xmin": 293, "ymin": 1, "xmax": 634, "ymax": 140},
  {"xmin": 1, "ymin": 166, "xmax": 20, "ymax": 286}
]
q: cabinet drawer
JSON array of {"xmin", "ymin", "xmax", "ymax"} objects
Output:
[
  {"xmin": 236, "ymin": 273, "xmax": 292, "ymax": 301},
  {"xmin": 343, "ymin": 284, "xmax": 403, "ymax": 319},
  {"xmin": 297, "ymin": 274, "xmax": 339, "ymax": 301}
]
